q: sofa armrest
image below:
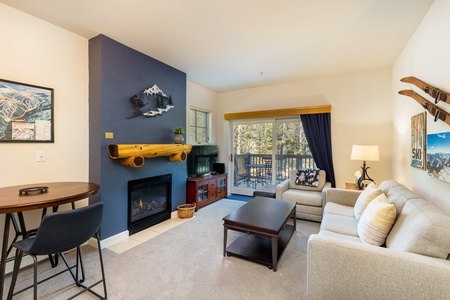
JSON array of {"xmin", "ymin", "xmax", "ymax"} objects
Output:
[
  {"xmin": 326, "ymin": 188, "xmax": 361, "ymax": 207},
  {"xmin": 276, "ymin": 179, "xmax": 289, "ymax": 198},
  {"xmin": 307, "ymin": 234, "xmax": 450, "ymax": 300},
  {"xmin": 321, "ymin": 182, "xmax": 332, "ymax": 207}
]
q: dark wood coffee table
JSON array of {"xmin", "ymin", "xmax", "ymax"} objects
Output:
[{"xmin": 223, "ymin": 196, "xmax": 296, "ymax": 271}]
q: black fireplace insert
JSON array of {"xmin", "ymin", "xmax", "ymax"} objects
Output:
[{"xmin": 128, "ymin": 174, "xmax": 172, "ymax": 235}]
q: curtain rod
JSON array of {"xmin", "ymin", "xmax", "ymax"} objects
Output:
[{"xmin": 223, "ymin": 105, "xmax": 331, "ymax": 120}]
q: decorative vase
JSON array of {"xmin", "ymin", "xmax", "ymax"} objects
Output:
[{"xmin": 174, "ymin": 134, "xmax": 184, "ymax": 144}]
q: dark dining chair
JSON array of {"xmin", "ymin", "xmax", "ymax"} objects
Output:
[
  {"xmin": 7, "ymin": 202, "xmax": 107, "ymax": 300},
  {"xmin": 234, "ymin": 155, "xmax": 251, "ymax": 187}
]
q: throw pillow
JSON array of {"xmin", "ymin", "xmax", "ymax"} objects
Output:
[
  {"xmin": 353, "ymin": 182, "xmax": 382, "ymax": 220},
  {"xmin": 289, "ymin": 169, "xmax": 326, "ymax": 191},
  {"xmin": 295, "ymin": 168, "xmax": 320, "ymax": 187},
  {"xmin": 358, "ymin": 193, "xmax": 397, "ymax": 246}
]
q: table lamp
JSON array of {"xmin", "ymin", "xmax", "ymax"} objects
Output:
[{"xmin": 351, "ymin": 145, "xmax": 379, "ymax": 190}]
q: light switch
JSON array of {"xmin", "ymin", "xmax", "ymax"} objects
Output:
[
  {"xmin": 105, "ymin": 132, "xmax": 114, "ymax": 139},
  {"xmin": 36, "ymin": 150, "xmax": 46, "ymax": 162}
]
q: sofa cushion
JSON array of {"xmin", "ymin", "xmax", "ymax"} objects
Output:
[
  {"xmin": 323, "ymin": 202, "xmax": 354, "ymax": 217},
  {"xmin": 353, "ymin": 182, "xmax": 382, "ymax": 220},
  {"xmin": 281, "ymin": 189, "xmax": 322, "ymax": 207},
  {"xmin": 318, "ymin": 230, "xmax": 362, "ymax": 243},
  {"xmin": 379, "ymin": 180, "xmax": 422, "ymax": 216},
  {"xmin": 386, "ymin": 199, "xmax": 450, "ymax": 259},
  {"xmin": 289, "ymin": 169, "xmax": 325, "ymax": 191},
  {"xmin": 320, "ymin": 214, "xmax": 359, "ymax": 237},
  {"xmin": 358, "ymin": 194, "xmax": 396, "ymax": 246}
]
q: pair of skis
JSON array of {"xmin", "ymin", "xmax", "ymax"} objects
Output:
[{"xmin": 399, "ymin": 76, "xmax": 450, "ymax": 126}]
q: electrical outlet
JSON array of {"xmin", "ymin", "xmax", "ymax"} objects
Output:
[{"xmin": 36, "ymin": 150, "xmax": 46, "ymax": 162}]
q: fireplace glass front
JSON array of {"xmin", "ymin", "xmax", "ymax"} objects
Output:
[{"xmin": 128, "ymin": 174, "xmax": 172, "ymax": 235}]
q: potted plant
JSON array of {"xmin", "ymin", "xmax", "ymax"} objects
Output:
[{"xmin": 173, "ymin": 127, "xmax": 185, "ymax": 144}]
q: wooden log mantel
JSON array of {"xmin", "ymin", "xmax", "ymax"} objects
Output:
[{"xmin": 108, "ymin": 144, "xmax": 192, "ymax": 168}]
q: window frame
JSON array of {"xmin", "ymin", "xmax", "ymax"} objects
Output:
[
  {"xmin": 229, "ymin": 116, "xmax": 315, "ymax": 195},
  {"xmin": 189, "ymin": 107, "xmax": 211, "ymax": 145}
]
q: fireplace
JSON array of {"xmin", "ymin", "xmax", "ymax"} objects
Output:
[{"xmin": 128, "ymin": 174, "xmax": 172, "ymax": 235}]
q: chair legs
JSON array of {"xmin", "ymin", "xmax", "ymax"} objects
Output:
[
  {"xmin": 7, "ymin": 249, "xmax": 23, "ymax": 300},
  {"xmin": 96, "ymin": 233, "xmax": 108, "ymax": 299},
  {"xmin": 67, "ymin": 233, "xmax": 107, "ymax": 299},
  {"xmin": 60, "ymin": 248, "xmax": 85, "ymax": 285},
  {"xmin": 7, "ymin": 250, "xmax": 39, "ymax": 300},
  {"xmin": 7, "ymin": 237, "xmax": 107, "ymax": 300},
  {"xmin": 32, "ymin": 255, "xmax": 38, "ymax": 300}
]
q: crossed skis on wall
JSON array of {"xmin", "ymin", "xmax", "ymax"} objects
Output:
[{"xmin": 399, "ymin": 76, "xmax": 450, "ymax": 126}]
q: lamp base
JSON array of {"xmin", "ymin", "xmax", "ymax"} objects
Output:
[{"xmin": 357, "ymin": 161, "xmax": 375, "ymax": 190}]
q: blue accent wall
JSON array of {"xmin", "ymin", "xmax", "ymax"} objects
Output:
[{"xmin": 89, "ymin": 35, "xmax": 187, "ymax": 239}]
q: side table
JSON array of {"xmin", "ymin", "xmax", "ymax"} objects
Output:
[{"xmin": 345, "ymin": 183, "xmax": 359, "ymax": 190}]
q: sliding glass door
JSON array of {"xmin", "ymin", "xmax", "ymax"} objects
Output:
[
  {"xmin": 230, "ymin": 117, "xmax": 315, "ymax": 195},
  {"xmin": 231, "ymin": 120, "xmax": 273, "ymax": 195}
]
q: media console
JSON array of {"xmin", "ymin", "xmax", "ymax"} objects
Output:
[{"xmin": 186, "ymin": 173, "xmax": 227, "ymax": 211}]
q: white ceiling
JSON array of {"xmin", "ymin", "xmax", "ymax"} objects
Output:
[{"xmin": 1, "ymin": 0, "xmax": 434, "ymax": 92}]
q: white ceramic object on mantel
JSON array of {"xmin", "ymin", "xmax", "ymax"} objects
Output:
[{"xmin": 174, "ymin": 134, "xmax": 184, "ymax": 144}]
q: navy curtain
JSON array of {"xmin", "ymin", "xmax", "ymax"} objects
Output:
[{"xmin": 300, "ymin": 113, "xmax": 336, "ymax": 187}]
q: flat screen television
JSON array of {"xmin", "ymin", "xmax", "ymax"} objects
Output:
[{"xmin": 187, "ymin": 145, "xmax": 219, "ymax": 178}]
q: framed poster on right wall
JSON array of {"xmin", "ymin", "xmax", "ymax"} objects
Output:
[
  {"xmin": 411, "ymin": 112, "xmax": 426, "ymax": 169},
  {"xmin": 426, "ymin": 131, "xmax": 450, "ymax": 183}
]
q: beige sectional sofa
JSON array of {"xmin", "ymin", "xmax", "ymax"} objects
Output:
[{"xmin": 307, "ymin": 180, "xmax": 450, "ymax": 299}]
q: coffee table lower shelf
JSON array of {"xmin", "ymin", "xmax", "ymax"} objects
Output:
[{"xmin": 225, "ymin": 224, "xmax": 295, "ymax": 270}]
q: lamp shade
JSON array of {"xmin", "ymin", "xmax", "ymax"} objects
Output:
[{"xmin": 351, "ymin": 145, "xmax": 379, "ymax": 161}]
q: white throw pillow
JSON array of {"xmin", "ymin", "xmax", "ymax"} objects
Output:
[
  {"xmin": 354, "ymin": 182, "xmax": 382, "ymax": 220},
  {"xmin": 358, "ymin": 193, "xmax": 397, "ymax": 246}
]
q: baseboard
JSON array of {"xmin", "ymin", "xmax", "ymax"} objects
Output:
[
  {"xmin": 92, "ymin": 211, "xmax": 178, "ymax": 249},
  {"xmin": 93, "ymin": 230, "xmax": 129, "ymax": 249}
]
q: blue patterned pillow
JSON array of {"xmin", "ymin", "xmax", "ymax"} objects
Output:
[{"xmin": 295, "ymin": 168, "xmax": 320, "ymax": 187}]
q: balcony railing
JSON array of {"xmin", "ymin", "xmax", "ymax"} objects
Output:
[{"xmin": 233, "ymin": 153, "xmax": 315, "ymax": 189}]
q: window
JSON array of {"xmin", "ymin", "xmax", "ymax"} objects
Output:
[{"xmin": 190, "ymin": 108, "xmax": 210, "ymax": 144}]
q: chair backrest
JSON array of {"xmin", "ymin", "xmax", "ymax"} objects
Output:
[
  {"xmin": 235, "ymin": 156, "xmax": 248, "ymax": 175},
  {"xmin": 27, "ymin": 202, "xmax": 103, "ymax": 255}
]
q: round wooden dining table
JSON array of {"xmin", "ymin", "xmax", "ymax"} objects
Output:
[{"xmin": 0, "ymin": 182, "xmax": 100, "ymax": 299}]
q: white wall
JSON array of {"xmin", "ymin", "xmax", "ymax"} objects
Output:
[
  {"xmin": 393, "ymin": 0, "xmax": 450, "ymax": 215},
  {"xmin": 216, "ymin": 69, "xmax": 393, "ymax": 188},
  {"xmin": 186, "ymin": 81, "xmax": 218, "ymax": 144},
  {"xmin": 0, "ymin": 4, "xmax": 89, "ymax": 187},
  {"xmin": 0, "ymin": 4, "xmax": 89, "ymax": 239}
]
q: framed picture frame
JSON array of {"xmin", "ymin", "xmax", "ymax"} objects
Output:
[
  {"xmin": 426, "ymin": 131, "xmax": 450, "ymax": 183},
  {"xmin": 411, "ymin": 112, "xmax": 426, "ymax": 169},
  {"xmin": 0, "ymin": 79, "xmax": 54, "ymax": 142}
]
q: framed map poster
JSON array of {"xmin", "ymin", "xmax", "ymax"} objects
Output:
[
  {"xmin": 411, "ymin": 112, "xmax": 426, "ymax": 169},
  {"xmin": 0, "ymin": 79, "xmax": 54, "ymax": 142}
]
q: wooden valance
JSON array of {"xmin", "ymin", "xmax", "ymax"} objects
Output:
[{"xmin": 223, "ymin": 105, "xmax": 331, "ymax": 120}]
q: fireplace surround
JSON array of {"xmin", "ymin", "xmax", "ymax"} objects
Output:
[{"xmin": 128, "ymin": 174, "xmax": 172, "ymax": 235}]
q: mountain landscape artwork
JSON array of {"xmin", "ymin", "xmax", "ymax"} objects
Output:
[
  {"xmin": 427, "ymin": 131, "xmax": 450, "ymax": 183},
  {"xmin": 128, "ymin": 84, "xmax": 174, "ymax": 118}
]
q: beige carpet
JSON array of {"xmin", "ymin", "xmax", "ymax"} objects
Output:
[{"xmin": 3, "ymin": 199, "xmax": 320, "ymax": 299}]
